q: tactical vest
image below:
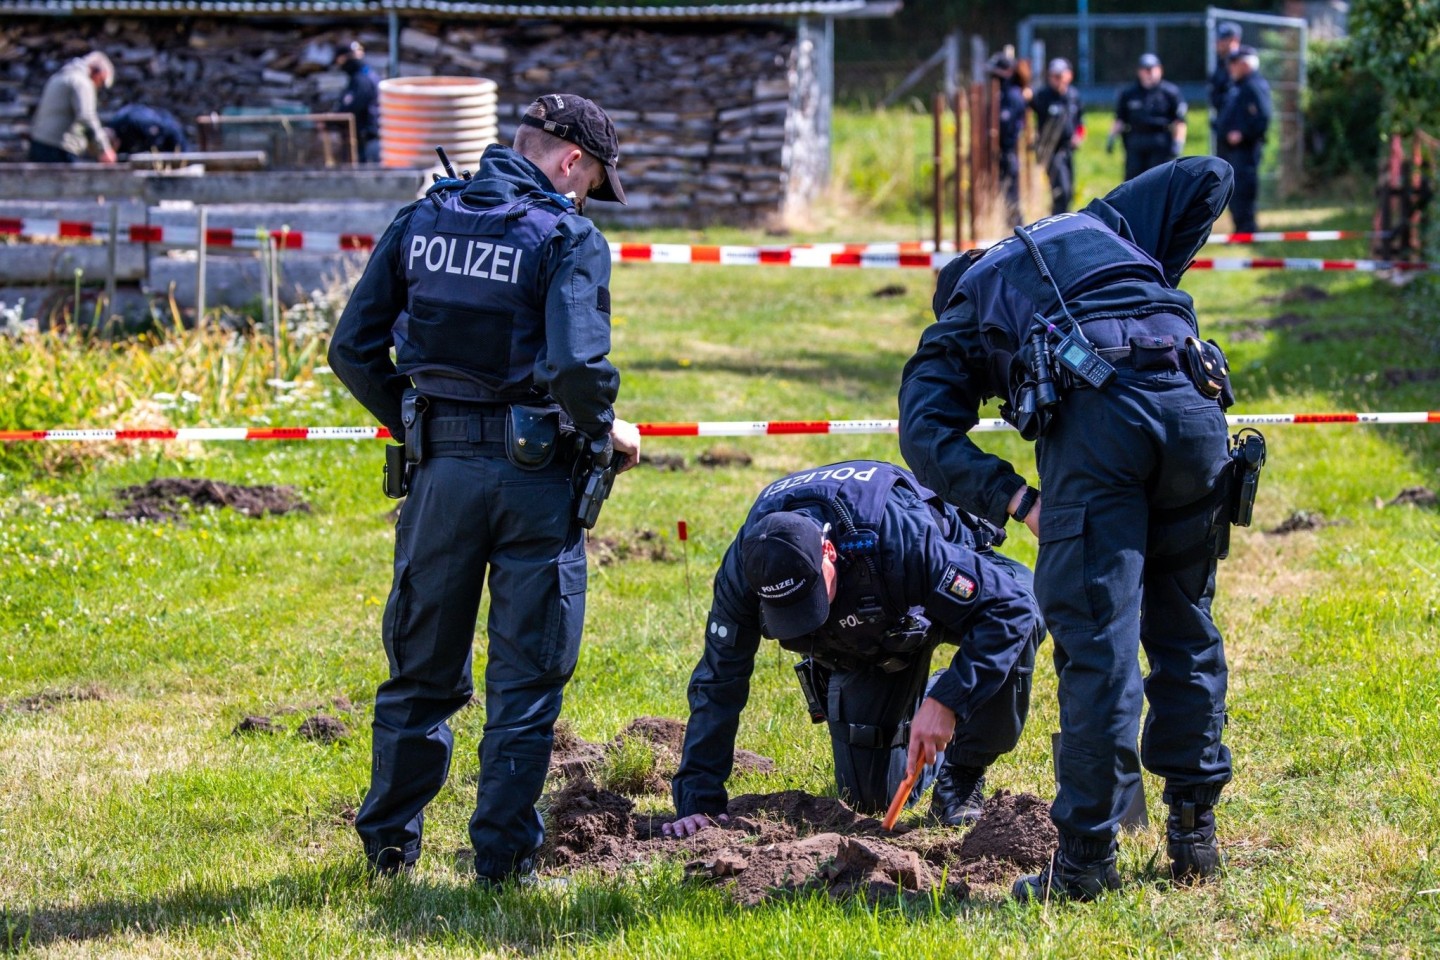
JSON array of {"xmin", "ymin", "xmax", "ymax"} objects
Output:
[
  {"xmin": 394, "ymin": 188, "xmax": 567, "ymax": 403},
  {"xmin": 956, "ymin": 212, "xmax": 1199, "ymax": 362},
  {"xmin": 747, "ymin": 462, "xmax": 963, "ymax": 663}
]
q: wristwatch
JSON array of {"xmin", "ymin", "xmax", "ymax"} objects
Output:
[{"xmin": 1011, "ymin": 486, "xmax": 1039, "ymax": 522}]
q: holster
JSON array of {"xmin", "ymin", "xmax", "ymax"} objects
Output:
[
  {"xmin": 794, "ymin": 658, "xmax": 831, "ymax": 724},
  {"xmin": 1183, "ymin": 337, "xmax": 1236, "ymax": 409},
  {"xmin": 383, "ymin": 391, "xmax": 428, "ymax": 499},
  {"xmin": 505, "ymin": 403, "xmax": 562, "ymax": 470}
]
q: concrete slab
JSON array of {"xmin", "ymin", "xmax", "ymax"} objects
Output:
[
  {"xmin": 147, "ymin": 249, "xmax": 368, "ymax": 308},
  {"xmin": 146, "ymin": 201, "xmax": 406, "ymax": 237},
  {"xmin": 0, "ymin": 243, "xmax": 147, "ymax": 283}
]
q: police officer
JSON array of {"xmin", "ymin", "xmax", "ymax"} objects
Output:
[
  {"xmin": 991, "ymin": 55, "xmax": 1029, "ymax": 229},
  {"xmin": 1031, "ymin": 58, "xmax": 1085, "ymax": 215},
  {"xmin": 1110, "ymin": 54, "xmax": 1188, "ymax": 181},
  {"xmin": 329, "ymin": 93, "xmax": 642, "ymax": 883},
  {"xmin": 105, "ymin": 104, "xmax": 188, "ymax": 156},
  {"xmin": 661, "ymin": 460, "xmax": 1044, "ymax": 839},
  {"xmin": 1208, "ymin": 23, "xmax": 1243, "ymax": 131},
  {"xmin": 899, "ymin": 157, "xmax": 1238, "ymax": 900},
  {"xmin": 334, "ymin": 41, "xmax": 380, "ymax": 163},
  {"xmin": 1216, "ymin": 46, "xmax": 1272, "ymax": 234}
]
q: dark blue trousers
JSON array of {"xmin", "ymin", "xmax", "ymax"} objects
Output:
[
  {"xmin": 1125, "ymin": 143, "xmax": 1176, "ymax": 182},
  {"xmin": 1000, "ymin": 149, "xmax": 1023, "ymax": 228},
  {"xmin": 1045, "ymin": 149, "xmax": 1075, "ymax": 215},
  {"xmin": 1219, "ymin": 144, "xmax": 1262, "ymax": 232},
  {"xmin": 1034, "ymin": 366, "xmax": 1232, "ymax": 860},
  {"xmin": 354, "ymin": 438, "xmax": 587, "ymax": 880},
  {"xmin": 827, "ymin": 553, "xmax": 1042, "ymax": 813}
]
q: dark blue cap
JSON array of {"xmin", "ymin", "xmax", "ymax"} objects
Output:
[
  {"xmin": 743, "ymin": 512, "xmax": 829, "ymax": 640},
  {"xmin": 1218, "ymin": 22, "xmax": 1242, "ymax": 41},
  {"xmin": 1138, "ymin": 53, "xmax": 1161, "ymax": 69}
]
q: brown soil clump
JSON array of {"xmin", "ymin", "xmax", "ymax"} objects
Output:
[
  {"xmin": 0, "ymin": 683, "xmax": 108, "ymax": 714},
  {"xmin": 640, "ymin": 452, "xmax": 688, "ymax": 471},
  {"xmin": 1274, "ymin": 284, "xmax": 1331, "ymax": 304},
  {"xmin": 232, "ymin": 715, "xmax": 278, "ymax": 735},
  {"xmin": 297, "ymin": 714, "xmax": 349, "ymax": 743},
  {"xmin": 587, "ymin": 529, "xmax": 676, "ymax": 566},
  {"xmin": 104, "ymin": 478, "xmax": 311, "ymax": 522},
  {"xmin": 959, "ymin": 790, "xmax": 1057, "ymax": 870},
  {"xmin": 549, "ymin": 716, "xmax": 776, "ymax": 795},
  {"xmin": 551, "ymin": 722, "xmax": 607, "ymax": 780},
  {"xmin": 538, "ymin": 782, "xmax": 1050, "ymax": 904},
  {"xmin": 1267, "ymin": 510, "xmax": 1340, "ymax": 535},
  {"xmin": 1383, "ymin": 486, "xmax": 1438, "ymax": 508},
  {"xmin": 871, "ymin": 283, "xmax": 907, "ymax": 299},
  {"xmin": 1383, "ymin": 368, "xmax": 1440, "ymax": 388},
  {"xmin": 697, "ymin": 446, "xmax": 754, "ymax": 468}
]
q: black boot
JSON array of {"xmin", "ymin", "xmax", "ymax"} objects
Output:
[
  {"xmin": 1012, "ymin": 848, "xmax": 1122, "ymax": 903},
  {"xmin": 1167, "ymin": 800, "xmax": 1220, "ymax": 884},
  {"xmin": 930, "ymin": 763, "xmax": 986, "ymax": 827}
]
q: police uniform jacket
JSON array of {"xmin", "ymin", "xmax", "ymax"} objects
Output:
[
  {"xmin": 1115, "ymin": 80, "xmax": 1187, "ymax": 151},
  {"xmin": 671, "ymin": 461, "xmax": 1042, "ymax": 818},
  {"xmin": 1208, "ymin": 63, "xmax": 1232, "ymax": 116},
  {"xmin": 1217, "ymin": 73, "xmax": 1272, "ymax": 149},
  {"xmin": 108, "ymin": 104, "xmax": 188, "ymax": 154},
  {"xmin": 998, "ymin": 79, "xmax": 1028, "ymax": 151},
  {"xmin": 328, "ymin": 144, "xmax": 618, "ymax": 441},
  {"xmin": 897, "ymin": 157, "xmax": 1234, "ymax": 526},
  {"xmin": 1031, "ymin": 85, "xmax": 1084, "ymax": 153}
]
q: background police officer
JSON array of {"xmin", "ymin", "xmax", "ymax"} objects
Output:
[
  {"xmin": 899, "ymin": 158, "xmax": 1237, "ymax": 901},
  {"xmin": 1031, "ymin": 58, "xmax": 1085, "ymax": 215},
  {"xmin": 661, "ymin": 460, "xmax": 1043, "ymax": 839},
  {"xmin": 334, "ymin": 41, "xmax": 380, "ymax": 163},
  {"xmin": 105, "ymin": 103, "xmax": 188, "ymax": 156},
  {"xmin": 1208, "ymin": 23, "xmax": 1243, "ymax": 135},
  {"xmin": 991, "ymin": 55, "xmax": 1029, "ymax": 229},
  {"xmin": 1216, "ymin": 46, "xmax": 1272, "ymax": 233},
  {"xmin": 1109, "ymin": 54, "xmax": 1188, "ymax": 181},
  {"xmin": 329, "ymin": 93, "xmax": 642, "ymax": 883}
]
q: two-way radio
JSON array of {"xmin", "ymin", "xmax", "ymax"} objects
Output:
[{"xmin": 1012, "ymin": 226, "xmax": 1117, "ymax": 391}]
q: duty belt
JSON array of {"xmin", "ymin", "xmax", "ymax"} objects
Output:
[{"xmin": 424, "ymin": 400, "xmax": 511, "ymax": 456}]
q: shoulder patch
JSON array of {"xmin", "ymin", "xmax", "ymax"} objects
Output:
[{"xmin": 938, "ymin": 563, "xmax": 978, "ymax": 602}]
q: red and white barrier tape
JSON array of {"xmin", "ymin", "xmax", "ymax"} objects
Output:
[
  {"xmin": 0, "ymin": 218, "xmax": 1386, "ymax": 261},
  {"xmin": 3, "ymin": 412, "xmax": 1437, "ymax": 443}
]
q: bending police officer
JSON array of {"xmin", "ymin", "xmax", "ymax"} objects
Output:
[
  {"xmin": 1216, "ymin": 46, "xmax": 1272, "ymax": 234},
  {"xmin": 1110, "ymin": 54, "xmax": 1187, "ymax": 181},
  {"xmin": 663, "ymin": 461, "xmax": 1044, "ymax": 839},
  {"xmin": 329, "ymin": 93, "xmax": 642, "ymax": 884},
  {"xmin": 899, "ymin": 158, "xmax": 1240, "ymax": 900},
  {"xmin": 1031, "ymin": 58, "xmax": 1085, "ymax": 215}
]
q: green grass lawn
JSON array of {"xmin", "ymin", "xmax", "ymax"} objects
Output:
[{"xmin": 2, "ymin": 110, "xmax": 1439, "ymax": 957}]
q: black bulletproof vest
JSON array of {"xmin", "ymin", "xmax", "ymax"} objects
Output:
[{"xmin": 394, "ymin": 189, "xmax": 566, "ymax": 403}]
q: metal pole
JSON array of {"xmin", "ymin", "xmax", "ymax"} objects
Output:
[
  {"xmin": 387, "ymin": 11, "xmax": 400, "ymax": 80},
  {"xmin": 270, "ymin": 237, "xmax": 282, "ymax": 383},
  {"xmin": 968, "ymin": 82, "xmax": 980, "ymax": 244},
  {"xmin": 953, "ymin": 88, "xmax": 965, "ymax": 250},
  {"xmin": 1077, "ymin": 0, "xmax": 1091, "ymax": 89},
  {"xmin": 196, "ymin": 207, "xmax": 207, "ymax": 328},
  {"xmin": 104, "ymin": 204, "xmax": 118, "ymax": 325},
  {"xmin": 932, "ymin": 92, "xmax": 945, "ymax": 254}
]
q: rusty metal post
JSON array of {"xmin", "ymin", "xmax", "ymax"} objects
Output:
[
  {"xmin": 968, "ymin": 82, "xmax": 981, "ymax": 245},
  {"xmin": 932, "ymin": 92, "xmax": 945, "ymax": 255},
  {"xmin": 954, "ymin": 88, "xmax": 966, "ymax": 250}
]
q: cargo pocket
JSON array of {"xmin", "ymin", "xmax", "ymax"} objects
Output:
[
  {"xmin": 1034, "ymin": 502, "xmax": 1094, "ymax": 633},
  {"xmin": 540, "ymin": 552, "xmax": 587, "ymax": 679}
]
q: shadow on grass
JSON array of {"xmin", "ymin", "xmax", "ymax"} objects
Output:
[{"xmin": 624, "ymin": 346, "xmax": 916, "ymax": 402}]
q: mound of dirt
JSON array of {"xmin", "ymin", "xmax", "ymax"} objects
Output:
[
  {"xmin": 697, "ymin": 446, "xmax": 753, "ymax": 468},
  {"xmin": 538, "ymin": 781, "xmax": 1048, "ymax": 904},
  {"xmin": 871, "ymin": 283, "xmax": 907, "ymax": 299},
  {"xmin": 232, "ymin": 715, "xmax": 278, "ymax": 735},
  {"xmin": 640, "ymin": 452, "xmax": 688, "ymax": 471},
  {"xmin": 1266, "ymin": 510, "xmax": 1339, "ymax": 535},
  {"xmin": 549, "ymin": 716, "xmax": 776, "ymax": 794},
  {"xmin": 587, "ymin": 529, "xmax": 676, "ymax": 567},
  {"xmin": 297, "ymin": 713, "xmax": 349, "ymax": 743},
  {"xmin": 104, "ymin": 478, "xmax": 310, "ymax": 522},
  {"xmin": 1273, "ymin": 284, "xmax": 1331, "ymax": 304},
  {"xmin": 0, "ymin": 683, "xmax": 108, "ymax": 714},
  {"xmin": 959, "ymin": 791, "xmax": 1058, "ymax": 870},
  {"xmin": 1383, "ymin": 486, "xmax": 1438, "ymax": 508}
]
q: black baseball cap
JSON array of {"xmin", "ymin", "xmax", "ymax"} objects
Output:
[
  {"xmin": 742, "ymin": 512, "xmax": 829, "ymax": 640},
  {"xmin": 1218, "ymin": 22, "xmax": 1242, "ymax": 41},
  {"xmin": 519, "ymin": 93, "xmax": 626, "ymax": 204},
  {"xmin": 1138, "ymin": 52, "xmax": 1162, "ymax": 69}
]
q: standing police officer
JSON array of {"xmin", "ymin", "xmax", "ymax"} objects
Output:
[
  {"xmin": 991, "ymin": 55, "xmax": 1029, "ymax": 229},
  {"xmin": 1110, "ymin": 54, "xmax": 1188, "ymax": 181},
  {"xmin": 1208, "ymin": 23, "xmax": 1243, "ymax": 135},
  {"xmin": 1216, "ymin": 46, "xmax": 1272, "ymax": 233},
  {"xmin": 1031, "ymin": 58, "xmax": 1085, "ymax": 215},
  {"xmin": 334, "ymin": 41, "xmax": 380, "ymax": 163},
  {"xmin": 899, "ymin": 157, "xmax": 1239, "ymax": 901},
  {"xmin": 661, "ymin": 460, "xmax": 1044, "ymax": 838},
  {"xmin": 329, "ymin": 93, "xmax": 642, "ymax": 884}
]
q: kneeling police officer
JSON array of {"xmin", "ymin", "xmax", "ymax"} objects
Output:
[
  {"xmin": 329, "ymin": 93, "xmax": 641, "ymax": 884},
  {"xmin": 900, "ymin": 157, "xmax": 1255, "ymax": 900},
  {"xmin": 663, "ymin": 460, "xmax": 1044, "ymax": 839}
]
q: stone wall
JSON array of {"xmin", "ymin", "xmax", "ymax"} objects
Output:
[{"xmin": 0, "ymin": 16, "xmax": 827, "ymax": 226}]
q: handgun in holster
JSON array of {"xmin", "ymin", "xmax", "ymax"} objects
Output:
[
  {"xmin": 1228, "ymin": 428, "xmax": 1266, "ymax": 527},
  {"xmin": 794, "ymin": 657, "xmax": 830, "ymax": 724},
  {"xmin": 383, "ymin": 392, "xmax": 428, "ymax": 500},
  {"xmin": 574, "ymin": 435, "xmax": 619, "ymax": 530}
]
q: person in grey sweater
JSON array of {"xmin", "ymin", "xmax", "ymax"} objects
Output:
[{"xmin": 29, "ymin": 52, "xmax": 118, "ymax": 163}]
